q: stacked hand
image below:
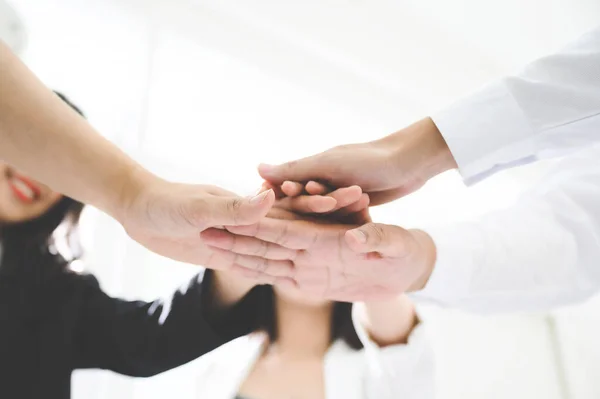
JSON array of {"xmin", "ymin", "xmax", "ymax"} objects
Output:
[
  {"xmin": 120, "ymin": 118, "xmax": 452, "ymax": 301},
  {"xmin": 201, "ymin": 181, "xmax": 436, "ymax": 301}
]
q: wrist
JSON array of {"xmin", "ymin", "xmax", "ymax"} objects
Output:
[
  {"xmin": 406, "ymin": 229, "xmax": 437, "ymax": 292},
  {"xmin": 109, "ymin": 163, "xmax": 158, "ymax": 225},
  {"xmin": 359, "ymin": 296, "xmax": 419, "ymax": 345},
  {"xmin": 386, "ymin": 117, "xmax": 457, "ymax": 181},
  {"xmin": 211, "ymin": 270, "xmax": 256, "ymax": 309}
]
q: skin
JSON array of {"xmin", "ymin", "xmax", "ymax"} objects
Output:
[
  {"xmin": 0, "ymin": 168, "xmax": 419, "ymax": 399},
  {"xmin": 258, "ymin": 118, "xmax": 457, "ymax": 205},
  {"xmin": 203, "ymin": 180, "xmax": 434, "ymax": 301},
  {"xmin": 204, "ymin": 118, "xmax": 455, "ymax": 298},
  {"xmin": 208, "ymin": 183, "xmax": 419, "ymax": 399},
  {"xmin": 0, "ymin": 162, "xmax": 62, "ymax": 223},
  {"xmin": 0, "ymin": 41, "xmax": 275, "ymax": 272}
]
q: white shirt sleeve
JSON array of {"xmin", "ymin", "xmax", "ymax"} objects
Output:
[
  {"xmin": 412, "ymin": 145, "xmax": 600, "ymax": 314},
  {"xmin": 352, "ymin": 305, "xmax": 435, "ymax": 399},
  {"xmin": 431, "ymin": 25, "xmax": 600, "ymax": 185}
]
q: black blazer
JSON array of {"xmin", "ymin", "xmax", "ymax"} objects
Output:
[{"xmin": 0, "ymin": 252, "xmax": 246, "ymax": 399}]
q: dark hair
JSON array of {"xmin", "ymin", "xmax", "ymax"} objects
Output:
[
  {"xmin": 0, "ymin": 91, "xmax": 86, "ymax": 268},
  {"xmin": 239, "ymin": 284, "xmax": 363, "ymax": 350}
]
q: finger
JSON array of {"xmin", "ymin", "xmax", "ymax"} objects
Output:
[
  {"xmin": 201, "ymin": 227, "xmax": 297, "ymax": 260},
  {"xmin": 206, "ymin": 189, "xmax": 275, "ymax": 227},
  {"xmin": 277, "ymin": 195, "xmax": 337, "ymax": 214},
  {"xmin": 326, "ymin": 186, "xmax": 363, "ymax": 210},
  {"xmin": 280, "ymin": 186, "xmax": 362, "ymax": 215},
  {"xmin": 209, "ymin": 248, "xmax": 295, "ymax": 277},
  {"xmin": 230, "ymin": 265, "xmax": 275, "ymax": 285},
  {"xmin": 344, "ymin": 223, "xmax": 412, "ymax": 257},
  {"xmin": 226, "ymin": 218, "xmax": 325, "ymax": 250},
  {"xmin": 281, "ymin": 181, "xmax": 305, "ymax": 197},
  {"xmin": 231, "ymin": 266, "xmax": 295, "ymax": 286},
  {"xmin": 267, "ymin": 207, "xmax": 303, "ymax": 221},
  {"xmin": 335, "ymin": 193, "xmax": 370, "ymax": 215},
  {"xmin": 305, "ymin": 181, "xmax": 329, "ymax": 195},
  {"xmin": 260, "ymin": 181, "xmax": 285, "ymax": 198},
  {"xmin": 258, "ymin": 154, "xmax": 328, "ymax": 185}
]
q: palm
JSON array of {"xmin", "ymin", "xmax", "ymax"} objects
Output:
[
  {"xmin": 291, "ymin": 224, "xmax": 421, "ymax": 301},
  {"xmin": 223, "ymin": 218, "xmax": 423, "ymax": 302}
]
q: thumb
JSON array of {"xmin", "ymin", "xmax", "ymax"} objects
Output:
[
  {"xmin": 345, "ymin": 223, "xmax": 412, "ymax": 257},
  {"xmin": 206, "ymin": 189, "xmax": 275, "ymax": 227},
  {"xmin": 258, "ymin": 155, "xmax": 324, "ymax": 185}
]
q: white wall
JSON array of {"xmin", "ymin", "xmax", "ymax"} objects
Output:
[{"xmin": 4, "ymin": 0, "xmax": 600, "ymax": 397}]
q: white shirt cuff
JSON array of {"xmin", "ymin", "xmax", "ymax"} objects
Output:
[
  {"xmin": 411, "ymin": 224, "xmax": 484, "ymax": 306},
  {"xmin": 431, "ymin": 80, "xmax": 536, "ymax": 185}
]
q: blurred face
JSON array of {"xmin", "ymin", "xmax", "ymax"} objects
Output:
[{"xmin": 0, "ymin": 163, "xmax": 62, "ymax": 224}]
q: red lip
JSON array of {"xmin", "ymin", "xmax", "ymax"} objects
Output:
[{"xmin": 8, "ymin": 173, "xmax": 41, "ymax": 203}]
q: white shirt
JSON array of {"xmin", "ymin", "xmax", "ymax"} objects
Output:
[
  {"xmin": 193, "ymin": 306, "xmax": 434, "ymax": 399},
  {"xmin": 414, "ymin": 25, "xmax": 600, "ymax": 313},
  {"xmin": 433, "ymin": 25, "xmax": 600, "ymax": 186}
]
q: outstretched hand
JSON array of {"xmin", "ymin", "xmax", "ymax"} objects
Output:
[
  {"xmin": 120, "ymin": 180, "xmax": 277, "ymax": 268},
  {"xmin": 258, "ymin": 118, "xmax": 456, "ymax": 205}
]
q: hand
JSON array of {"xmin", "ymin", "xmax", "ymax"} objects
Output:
[
  {"xmin": 117, "ymin": 178, "xmax": 277, "ymax": 267},
  {"xmin": 258, "ymin": 118, "xmax": 457, "ymax": 205},
  {"xmin": 201, "ymin": 181, "xmax": 369, "ymax": 280},
  {"xmin": 262, "ymin": 180, "xmax": 370, "ymax": 224},
  {"xmin": 205, "ymin": 182, "xmax": 370, "ymax": 308},
  {"xmin": 345, "ymin": 223, "xmax": 436, "ymax": 293},
  {"xmin": 202, "ymin": 210, "xmax": 436, "ymax": 302}
]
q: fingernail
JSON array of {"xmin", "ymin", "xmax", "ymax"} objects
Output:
[
  {"xmin": 258, "ymin": 163, "xmax": 275, "ymax": 174},
  {"xmin": 350, "ymin": 229, "xmax": 367, "ymax": 243},
  {"xmin": 250, "ymin": 189, "xmax": 272, "ymax": 204}
]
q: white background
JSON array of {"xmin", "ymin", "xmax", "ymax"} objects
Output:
[{"xmin": 3, "ymin": 0, "xmax": 600, "ymax": 397}]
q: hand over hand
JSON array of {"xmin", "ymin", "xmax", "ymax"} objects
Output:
[
  {"xmin": 202, "ymin": 181, "xmax": 436, "ymax": 301},
  {"xmin": 258, "ymin": 118, "xmax": 457, "ymax": 205},
  {"xmin": 118, "ymin": 178, "xmax": 276, "ymax": 267}
]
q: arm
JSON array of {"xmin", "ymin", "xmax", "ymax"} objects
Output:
[
  {"xmin": 410, "ymin": 145, "xmax": 600, "ymax": 313},
  {"xmin": 0, "ymin": 41, "xmax": 149, "ymax": 218},
  {"xmin": 355, "ymin": 295, "xmax": 418, "ymax": 347},
  {"xmin": 259, "ymin": 25, "xmax": 600, "ymax": 203},
  {"xmin": 352, "ymin": 299, "xmax": 435, "ymax": 399},
  {"xmin": 0, "ymin": 40, "xmax": 275, "ymax": 270},
  {"xmin": 433, "ymin": 25, "xmax": 600, "ymax": 184},
  {"xmin": 69, "ymin": 270, "xmax": 249, "ymax": 376}
]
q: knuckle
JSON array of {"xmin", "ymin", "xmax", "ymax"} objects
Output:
[
  {"xmin": 366, "ymin": 224, "xmax": 386, "ymax": 244},
  {"xmin": 226, "ymin": 198, "xmax": 244, "ymax": 224},
  {"xmin": 274, "ymin": 223, "xmax": 290, "ymax": 247},
  {"xmin": 283, "ymin": 161, "xmax": 297, "ymax": 172},
  {"xmin": 259, "ymin": 241, "xmax": 269, "ymax": 257},
  {"xmin": 257, "ymin": 258, "xmax": 269, "ymax": 273},
  {"xmin": 179, "ymin": 197, "xmax": 210, "ymax": 229}
]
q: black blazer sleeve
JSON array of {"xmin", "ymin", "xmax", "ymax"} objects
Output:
[{"xmin": 65, "ymin": 268, "xmax": 248, "ymax": 377}]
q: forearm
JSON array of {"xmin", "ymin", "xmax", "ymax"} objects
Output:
[
  {"xmin": 0, "ymin": 41, "xmax": 153, "ymax": 218},
  {"xmin": 209, "ymin": 269, "xmax": 256, "ymax": 310},
  {"xmin": 356, "ymin": 295, "xmax": 418, "ymax": 347},
  {"xmin": 73, "ymin": 274, "xmax": 227, "ymax": 376},
  {"xmin": 383, "ymin": 117, "xmax": 457, "ymax": 183}
]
